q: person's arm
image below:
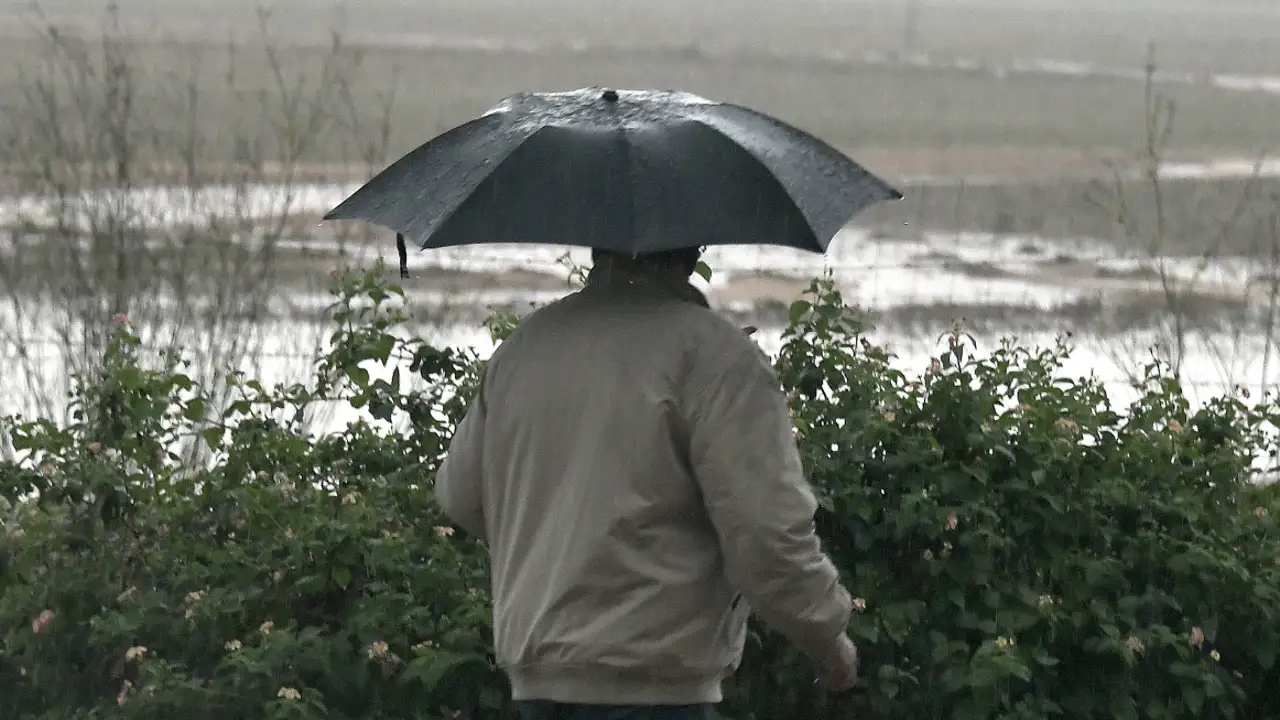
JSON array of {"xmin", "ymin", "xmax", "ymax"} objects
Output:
[
  {"xmin": 686, "ymin": 342, "xmax": 853, "ymax": 662},
  {"xmin": 434, "ymin": 387, "xmax": 487, "ymax": 540}
]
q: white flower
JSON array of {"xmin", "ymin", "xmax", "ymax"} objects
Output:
[
  {"xmin": 367, "ymin": 640, "xmax": 401, "ymax": 665},
  {"xmin": 31, "ymin": 610, "xmax": 55, "ymax": 634}
]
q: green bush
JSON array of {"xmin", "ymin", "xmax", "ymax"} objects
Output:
[{"xmin": 1, "ymin": 267, "xmax": 1277, "ymax": 720}]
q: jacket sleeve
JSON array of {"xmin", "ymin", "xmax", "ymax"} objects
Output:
[
  {"xmin": 686, "ymin": 343, "xmax": 852, "ymax": 661},
  {"xmin": 434, "ymin": 389, "xmax": 487, "ymax": 541}
]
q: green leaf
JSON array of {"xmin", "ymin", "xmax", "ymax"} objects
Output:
[
  {"xmin": 371, "ymin": 334, "xmax": 397, "ymax": 362},
  {"xmin": 400, "ymin": 651, "xmax": 486, "ymax": 692},
  {"xmin": 332, "ymin": 567, "xmax": 352, "ymax": 589},
  {"xmin": 1030, "ymin": 647, "xmax": 1060, "ymax": 667},
  {"xmin": 694, "ymin": 260, "xmax": 713, "ymax": 282},
  {"xmin": 201, "ymin": 427, "xmax": 222, "ymax": 449},
  {"xmin": 1258, "ymin": 642, "xmax": 1276, "ymax": 670},
  {"xmin": 348, "ymin": 366, "xmax": 371, "ymax": 388},
  {"xmin": 1182, "ymin": 684, "xmax": 1205, "ymax": 715},
  {"xmin": 1109, "ymin": 695, "xmax": 1139, "ymax": 720},
  {"xmin": 479, "ymin": 686, "xmax": 506, "ymax": 710},
  {"xmin": 789, "ymin": 300, "xmax": 812, "ymax": 326},
  {"xmin": 184, "ymin": 397, "xmax": 206, "ymax": 422}
]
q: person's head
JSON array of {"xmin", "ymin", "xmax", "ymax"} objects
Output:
[{"xmin": 590, "ymin": 247, "xmax": 702, "ymax": 279}]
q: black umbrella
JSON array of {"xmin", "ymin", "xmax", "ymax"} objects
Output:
[{"xmin": 324, "ymin": 87, "xmax": 902, "ymax": 278}]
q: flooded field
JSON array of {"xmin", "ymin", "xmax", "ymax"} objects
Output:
[{"xmin": 1, "ymin": 0, "xmax": 1277, "ymax": 434}]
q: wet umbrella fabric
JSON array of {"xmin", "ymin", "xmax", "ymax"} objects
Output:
[{"xmin": 323, "ymin": 88, "xmax": 902, "ymax": 278}]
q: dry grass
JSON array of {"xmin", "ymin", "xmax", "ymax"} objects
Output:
[
  {"xmin": 859, "ymin": 175, "xmax": 1280, "ymax": 257},
  {"xmin": 3, "ymin": 36, "xmax": 1276, "ymax": 159},
  {"xmin": 4, "ymin": 1, "xmax": 1280, "ymax": 163}
]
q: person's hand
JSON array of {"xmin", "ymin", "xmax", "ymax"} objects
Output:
[{"xmin": 813, "ymin": 632, "xmax": 858, "ymax": 693}]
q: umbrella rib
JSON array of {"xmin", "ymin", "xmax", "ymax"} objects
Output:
[
  {"xmin": 408, "ymin": 133, "xmax": 535, "ymax": 249},
  {"xmin": 323, "ymin": 115, "xmax": 535, "ymax": 249},
  {"xmin": 687, "ymin": 118, "xmax": 822, "ymax": 252},
  {"xmin": 614, "ymin": 127, "xmax": 638, "ymax": 256}
]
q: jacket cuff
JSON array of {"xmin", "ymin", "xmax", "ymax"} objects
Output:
[{"xmin": 795, "ymin": 581, "xmax": 854, "ymax": 662}]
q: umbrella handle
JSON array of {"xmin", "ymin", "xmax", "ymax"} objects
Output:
[{"xmin": 396, "ymin": 233, "xmax": 410, "ymax": 279}]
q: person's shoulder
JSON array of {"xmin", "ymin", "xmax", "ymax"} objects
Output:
[
  {"xmin": 681, "ymin": 305, "xmax": 755, "ymax": 347},
  {"xmin": 676, "ymin": 305, "xmax": 773, "ymax": 378},
  {"xmin": 481, "ymin": 295, "xmax": 572, "ymax": 365},
  {"xmin": 498, "ymin": 292, "xmax": 579, "ymax": 337}
]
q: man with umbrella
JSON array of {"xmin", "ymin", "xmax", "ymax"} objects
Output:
[{"xmin": 326, "ymin": 88, "xmax": 900, "ymax": 720}]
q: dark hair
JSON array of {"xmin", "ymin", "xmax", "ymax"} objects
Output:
[{"xmin": 591, "ymin": 247, "xmax": 702, "ymax": 277}]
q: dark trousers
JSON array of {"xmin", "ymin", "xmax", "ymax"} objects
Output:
[{"xmin": 516, "ymin": 701, "xmax": 716, "ymax": 720}]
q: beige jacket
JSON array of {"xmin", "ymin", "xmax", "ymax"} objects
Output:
[{"xmin": 435, "ymin": 266, "xmax": 852, "ymax": 705}]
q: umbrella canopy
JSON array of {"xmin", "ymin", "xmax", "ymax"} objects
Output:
[{"xmin": 324, "ymin": 87, "xmax": 902, "ymax": 277}]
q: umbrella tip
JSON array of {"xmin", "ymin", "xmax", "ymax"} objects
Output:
[
  {"xmin": 601, "ymin": 88, "xmax": 619, "ymax": 102},
  {"xmin": 395, "ymin": 232, "xmax": 410, "ymax": 280}
]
